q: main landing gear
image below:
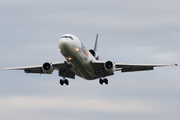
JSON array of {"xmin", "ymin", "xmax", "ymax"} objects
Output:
[
  {"xmin": 99, "ymin": 78, "xmax": 108, "ymax": 85},
  {"xmin": 59, "ymin": 78, "xmax": 108, "ymax": 85},
  {"xmin": 59, "ymin": 75, "xmax": 69, "ymax": 86},
  {"xmin": 59, "ymin": 79, "xmax": 69, "ymax": 86}
]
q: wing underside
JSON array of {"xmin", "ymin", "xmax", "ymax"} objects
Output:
[
  {"xmin": 3, "ymin": 61, "xmax": 76, "ymax": 79},
  {"xmin": 116, "ymin": 63, "xmax": 177, "ymax": 72},
  {"xmin": 91, "ymin": 61, "xmax": 177, "ymax": 74}
]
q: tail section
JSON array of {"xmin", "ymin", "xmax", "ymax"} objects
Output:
[
  {"xmin": 94, "ymin": 34, "xmax": 98, "ymax": 52},
  {"xmin": 94, "ymin": 34, "xmax": 99, "ymax": 60},
  {"xmin": 89, "ymin": 34, "xmax": 100, "ymax": 60}
]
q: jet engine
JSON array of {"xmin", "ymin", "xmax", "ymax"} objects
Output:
[
  {"xmin": 104, "ymin": 61, "xmax": 116, "ymax": 73},
  {"xmin": 42, "ymin": 62, "xmax": 53, "ymax": 74},
  {"xmin": 89, "ymin": 49, "xmax": 99, "ymax": 60}
]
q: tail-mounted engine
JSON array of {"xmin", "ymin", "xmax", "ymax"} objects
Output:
[
  {"xmin": 104, "ymin": 61, "xmax": 116, "ymax": 73},
  {"xmin": 89, "ymin": 49, "xmax": 99, "ymax": 60},
  {"xmin": 42, "ymin": 62, "xmax": 53, "ymax": 74}
]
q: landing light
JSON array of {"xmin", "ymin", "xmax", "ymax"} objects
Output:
[
  {"xmin": 76, "ymin": 48, "xmax": 79, "ymax": 51},
  {"xmin": 66, "ymin": 57, "xmax": 72, "ymax": 61},
  {"xmin": 58, "ymin": 49, "xmax": 61, "ymax": 51}
]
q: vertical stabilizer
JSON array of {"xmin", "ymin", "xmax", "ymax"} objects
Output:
[
  {"xmin": 94, "ymin": 34, "xmax": 100, "ymax": 60},
  {"xmin": 94, "ymin": 34, "xmax": 98, "ymax": 52}
]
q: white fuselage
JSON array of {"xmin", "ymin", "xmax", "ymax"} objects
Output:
[{"xmin": 58, "ymin": 34, "xmax": 96, "ymax": 80}]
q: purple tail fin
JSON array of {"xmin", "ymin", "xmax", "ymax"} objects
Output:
[
  {"xmin": 94, "ymin": 34, "xmax": 98, "ymax": 51},
  {"xmin": 94, "ymin": 34, "xmax": 100, "ymax": 60}
]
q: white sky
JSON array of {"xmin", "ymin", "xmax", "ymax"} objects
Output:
[{"xmin": 0, "ymin": 0, "xmax": 180, "ymax": 120}]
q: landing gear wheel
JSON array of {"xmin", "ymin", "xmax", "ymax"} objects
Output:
[
  {"xmin": 60, "ymin": 79, "xmax": 64, "ymax": 86},
  {"xmin": 67, "ymin": 64, "xmax": 72, "ymax": 68},
  {"xmin": 104, "ymin": 78, "xmax": 108, "ymax": 85},
  {"xmin": 99, "ymin": 78, "xmax": 103, "ymax": 85},
  {"xmin": 99, "ymin": 78, "xmax": 108, "ymax": 85},
  {"xmin": 64, "ymin": 79, "xmax": 69, "ymax": 85},
  {"xmin": 59, "ymin": 79, "xmax": 69, "ymax": 86}
]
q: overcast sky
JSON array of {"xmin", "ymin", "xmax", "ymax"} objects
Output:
[{"xmin": 0, "ymin": 0, "xmax": 180, "ymax": 120}]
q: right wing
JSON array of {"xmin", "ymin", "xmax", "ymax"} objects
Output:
[
  {"xmin": 115, "ymin": 63, "xmax": 178, "ymax": 72},
  {"xmin": 3, "ymin": 61, "xmax": 76, "ymax": 79},
  {"xmin": 91, "ymin": 60, "xmax": 177, "ymax": 76}
]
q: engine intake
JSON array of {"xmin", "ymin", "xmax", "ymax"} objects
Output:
[
  {"xmin": 104, "ymin": 61, "xmax": 116, "ymax": 73},
  {"xmin": 89, "ymin": 49, "xmax": 99, "ymax": 60},
  {"xmin": 42, "ymin": 62, "xmax": 53, "ymax": 74}
]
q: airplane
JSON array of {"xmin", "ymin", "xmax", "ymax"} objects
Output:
[{"xmin": 3, "ymin": 34, "xmax": 178, "ymax": 86}]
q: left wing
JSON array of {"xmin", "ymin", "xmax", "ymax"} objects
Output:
[{"xmin": 3, "ymin": 61, "xmax": 76, "ymax": 79}]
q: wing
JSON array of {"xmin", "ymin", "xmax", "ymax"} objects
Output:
[
  {"xmin": 3, "ymin": 61, "xmax": 75, "ymax": 79},
  {"xmin": 91, "ymin": 61, "xmax": 114, "ymax": 78},
  {"xmin": 91, "ymin": 60, "xmax": 177, "ymax": 74},
  {"xmin": 116, "ymin": 63, "xmax": 177, "ymax": 72}
]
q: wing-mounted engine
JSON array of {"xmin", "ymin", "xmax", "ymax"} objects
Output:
[
  {"xmin": 42, "ymin": 62, "xmax": 54, "ymax": 74},
  {"xmin": 89, "ymin": 49, "xmax": 99, "ymax": 60},
  {"xmin": 104, "ymin": 61, "xmax": 116, "ymax": 73}
]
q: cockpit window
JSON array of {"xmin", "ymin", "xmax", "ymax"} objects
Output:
[
  {"xmin": 61, "ymin": 36, "xmax": 73, "ymax": 40},
  {"xmin": 69, "ymin": 36, "xmax": 73, "ymax": 40}
]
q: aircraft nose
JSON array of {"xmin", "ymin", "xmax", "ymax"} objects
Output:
[
  {"xmin": 59, "ymin": 38, "xmax": 67, "ymax": 49},
  {"xmin": 59, "ymin": 38, "xmax": 74, "ymax": 55}
]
